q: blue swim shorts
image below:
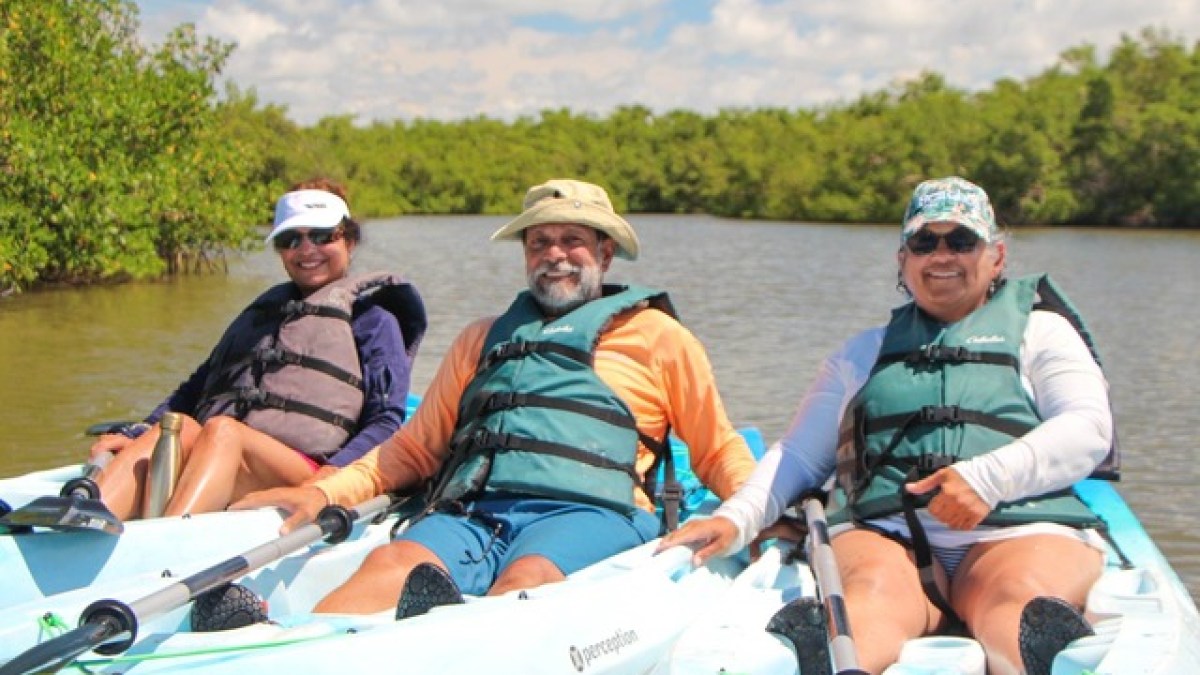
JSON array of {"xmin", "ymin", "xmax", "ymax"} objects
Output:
[{"xmin": 396, "ymin": 495, "xmax": 661, "ymax": 596}]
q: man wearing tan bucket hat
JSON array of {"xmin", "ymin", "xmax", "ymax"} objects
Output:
[{"xmin": 238, "ymin": 178, "xmax": 757, "ymax": 616}]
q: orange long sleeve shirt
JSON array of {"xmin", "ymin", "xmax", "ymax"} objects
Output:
[{"xmin": 315, "ymin": 307, "xmax": 757, "ymax": 513}]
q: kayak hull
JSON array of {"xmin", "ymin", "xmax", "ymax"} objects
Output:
[{"xmin": 2, "ymin": 454, "xmax": 1197, "ymax": 674}]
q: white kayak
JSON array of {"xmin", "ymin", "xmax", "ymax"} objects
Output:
[
  {"xmin": 0, "ymin": 430, "xmax": 751, "ymax": 674},
  {"xmin": 659, "ymin": 479, "xmax": 1200, "ymax": 675}
]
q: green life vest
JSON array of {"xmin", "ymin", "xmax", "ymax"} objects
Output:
[
  {"xmin": 828, "ymin": 275, "xmax": 1111, "ymax": 529},
  {"xmin": 427, "ymin": 285, "xmax": 677, "ymax": 515}
]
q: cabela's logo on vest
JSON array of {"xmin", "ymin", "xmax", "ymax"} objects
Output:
[
  {"xmin": 542, "ymin": 325, "xmax": 575, "ymax": 335},
  {"xmin": 965, "ymin": 334, "xmax": 1005, "ymax": 344}
]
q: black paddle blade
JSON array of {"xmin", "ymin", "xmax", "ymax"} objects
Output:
[
  {"xmin": 767, "ymin": 597, "xmax": 832, "ymax": 675},
  {"xmin": 0, "ymin": 496, "xmax": 123, "ymax": 535},
  {"xmin": 0, "ymin": 619, "xmax": 120, "ymax": 675}
]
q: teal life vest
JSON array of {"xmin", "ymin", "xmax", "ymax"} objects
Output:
[
  {"xmin": 828, "ymin": 275, "xmax": 1113, "ymax": 529},
  {"xmin": 426, "ymin": 285, "xmax": 677, "ymax": 516}
]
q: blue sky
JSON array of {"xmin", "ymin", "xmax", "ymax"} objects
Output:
[{"xmin": 134, "ymin": 1, "xmax": 1200, "ymax": 126}]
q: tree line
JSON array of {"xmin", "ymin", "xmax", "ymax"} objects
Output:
[{"xmin": 2, "ymin": 0, "xmax": 1198, "ymax": 291}]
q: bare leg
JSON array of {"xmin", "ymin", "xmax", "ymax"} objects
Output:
[
  {"xmin": 164, "ymin": 416, "xmax": 315, "ymax": 516},
  {"xmin": 489, "ymin": 555, "xmax": 565, "ymax": 596},
  {"xmin": 95, "ymin": 417, "xmax": 201, "ymax": 520},
  {"xmin": 315, "ymin": 540, "xmax": 443, "ymax": 614},
  {"xmin": 952, "ymin": 534, "xmax": 1103, "ymax": 675},
  {"xmin": 832, "ymin": 529, "xmax": 947, "ymax": 674}
]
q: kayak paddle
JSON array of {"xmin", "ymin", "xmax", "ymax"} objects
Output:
[
  {"xmin": 0, "ymin": 493, "xmax": 400, "ymax": 675},
  {"xmin": 767, "ymin": 495, "xmax": 867, "ymax": 675},
  {"xmin": 0, "ymin": 452, "xmax": 123, "ymax": 535}
]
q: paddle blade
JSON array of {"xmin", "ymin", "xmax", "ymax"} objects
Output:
[
  {"xmin": 0, "ymin": 496, "xmax": 123, "ymax": 535},
  {"xmin": 0, "ymin": 620, "xmax": 119, "ymax": 675}
]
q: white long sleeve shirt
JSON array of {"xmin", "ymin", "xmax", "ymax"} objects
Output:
[{"xmin": 714, "ymin": 310, "xmax": 1114, "ymax": 553}]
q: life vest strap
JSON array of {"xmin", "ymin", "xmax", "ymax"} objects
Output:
[
  {"xmin": 863, "ymin": 406, "xmax": 1036, "ymax": 439},
  {"xmin": 876, "ymin": 345, "xmax": 1018, "ymax": 368},
  {"xmin": 900, "ymin": 480, "xmax": 962, "ymax": 625},
  {"xmin": 252, "ymin": 347, "xmax": 364, "ymax": 387},
  {"xmin": 465, "ymin": 430, "xmax": 640, "ymax": 482},
  {"xmin": 477, "ymin": 391, "xmax": 638, "ymax": 431},
  {"xmin": 213, "ymin": 387, "xmax": 358, "ymax": 433},
  {"xmin": 477, "ymin": 340, "xmax": 593, "ymax": 373},
  {"xmin": 279, "ymin": 300, "xmax": 353, "ymax": 322},
  {"xmin": 640, "ymin": 426, "xmax": 680, "ymax": 532}
]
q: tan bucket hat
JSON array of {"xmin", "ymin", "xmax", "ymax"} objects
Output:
[{"xmin": 490, "ymin": 179, "xmax": 640, "ymax": 260}]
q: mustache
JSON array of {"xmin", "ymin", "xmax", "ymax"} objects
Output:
[{"xmin": 533, "ymin": 261, "xmax": 581, "ymax": 280}]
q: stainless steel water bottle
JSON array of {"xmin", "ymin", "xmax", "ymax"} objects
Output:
[{"xmin": 142, "ymin": 412, "xmax": 183, "ymax": 517}]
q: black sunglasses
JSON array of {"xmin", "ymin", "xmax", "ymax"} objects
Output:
[
  {"xmin": 273, "ymin": 227, "xmax": 343, "ymax": 251},
  {"xmin": 904, "ymin": 227, "xmax": 982, "ymax": 255}
]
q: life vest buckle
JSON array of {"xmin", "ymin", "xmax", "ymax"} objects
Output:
[
  {"xmin": 919, "ymin": 404, "xmax": 962, "ymax": 424},
  {"xmin": 281, "ymin": 299, "xmax": 311, "ymax": 317},
  {"xmin": 659, "ymin": 481, "xmax": 684, "ymax": 502},
  {"xmin": 469, "ymin": 429, "xmax": 514, "ymax": 450},
  {"xmin": 481, "ymin": 341, "xmax": 538, "ymax": 371},
  {"xmin": 911, "ymin": 345, "xmax": 975, "ymax": 364},
  {"xmin": 914, "ymin": 454, "xmax": 955, "ymax": 474},
  {"xmin": 255, "ymin": 347, "xmax": 301, "ymax": 366},
  {"xmin": 482, "ymin": 392, "xmax": 522, "ymax": 413},
  {"xmin": 235, "ymin": 388, "xmax": 287, "ymax": 410}
]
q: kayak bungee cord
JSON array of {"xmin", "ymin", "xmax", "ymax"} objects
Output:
[{"xmin": 69, "ymin": 627, "xmax": 350, "ymax": 671}]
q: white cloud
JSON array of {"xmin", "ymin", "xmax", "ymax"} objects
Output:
[{"xmin": 134, "ymin": 0, "xmax": 1200, "ymax": 125}]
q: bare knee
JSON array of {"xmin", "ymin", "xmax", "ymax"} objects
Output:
[
  {"xmin": 360, "ymin": 541, "xmax": 432, "ymax": 574},
  {"xmin": 315, "ymin": 542, "xmax": 439, "ymax": 614},
  {"xmin": 197, "ymin": 416, "xmax": 244, "ymax": 445},
  {"xmin": 188, "ymin": 416, "xmax": 251, "ymax": 463},
  {"xmin": 490, "ymin": 555, "xmax": 564, "ymax": 596}
]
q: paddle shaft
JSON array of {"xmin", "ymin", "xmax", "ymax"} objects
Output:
[
  {"xmin": 802, "ymin": 497, "xmax": 864, "ymax": 674},
  {"xmin": 0, "ymin": 494, "xmax": 394, "ymax": 675},
  {"xmin": 125, "ymin": 493, "xmax": 392, "ymax": 618},
  {"xmin": 62, "ymin": 451, "xmax": 114, "ymax": 500}
]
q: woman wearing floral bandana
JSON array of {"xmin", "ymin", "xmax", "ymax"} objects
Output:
[{"xmin": 662, "ymin": 176, "xmax": 1114, "ymax": 675}]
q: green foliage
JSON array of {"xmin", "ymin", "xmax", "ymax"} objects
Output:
[
  {"xmin": 246, "ymin": 27, "xmax": 1199, "ymax": 230},
  {"xmin": 0, "ymin": 0, "xmax": 266, "ymax": 291},
  {"xmin": 2, "ymin": 12, "xmax": 1197, "ymax": 295}
]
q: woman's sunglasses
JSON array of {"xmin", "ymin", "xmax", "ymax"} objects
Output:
[
  {"xmin": 904, "ymin": 227, "xmax": 982, "ymax": 256},
  {"xmin": 273, "ymin": 227, "xmax": 343, "ymax": 251}
]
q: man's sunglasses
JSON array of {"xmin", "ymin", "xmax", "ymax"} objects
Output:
[
  {"xmin": 904, "ymin": 227, "xmax": 982, "ymax": 256},
  {"xmin": 273, "ymin": 227, "xmax": 343, "ymax": 251}
]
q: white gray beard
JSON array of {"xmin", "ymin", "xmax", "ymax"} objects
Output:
[{"xmin": 528, "ymin": 262, "xmax": 603, "ymax": 316}]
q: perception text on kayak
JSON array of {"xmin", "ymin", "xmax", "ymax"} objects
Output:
[{"xmin": 569, "ymin": 628, "xmax": 640, "ymax": 671}]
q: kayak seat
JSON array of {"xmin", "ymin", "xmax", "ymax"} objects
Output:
[{"xmin": 191, "ymin": 583, "xmax": 269, "ymax": 632}]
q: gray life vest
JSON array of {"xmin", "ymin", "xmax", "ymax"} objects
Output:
[
  {"xmin": 192, "ymin": 272, "xmax": 426, "ymax": 462},
  {"xmin": 426, "ymin": 285, "xmax": 677, "ymax": 516},
  {"xmin": 828, "ymin": 275, "xmax": 1114, "ymax": 529}
]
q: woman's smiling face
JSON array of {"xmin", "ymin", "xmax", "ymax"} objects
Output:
[{"xmin": 899, "ymin": 221, "xmax": 1006, "ymax": 324}]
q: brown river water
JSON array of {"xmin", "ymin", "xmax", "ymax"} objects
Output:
[{"xmin": 2, "ymin": 215, "xmax": 1197, "ymax": 601}]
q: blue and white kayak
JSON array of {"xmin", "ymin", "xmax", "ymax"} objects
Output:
[
  {"xmin": 1, "ymin": 431, "xmax": 1197, "ymax": 674},
  {"xmin": 658, "ymin": 479, "xmax": 1200, "ymax": 675},
  {"xmin": 0, "ymin": 429, "xmax": 753, "ymax": 673}
]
